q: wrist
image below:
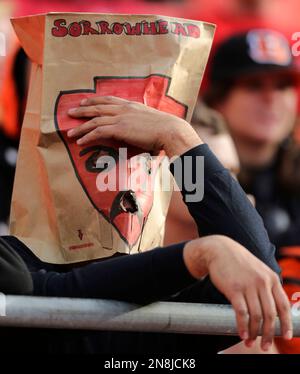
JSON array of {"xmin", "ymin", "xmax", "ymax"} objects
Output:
[
  {"xmin": 162, "ymin": 120, "xmax": 203, "ymax": 158},
  {"xmin": 183, "ymin": 238, "xmax": 211, "ymax": 280}
]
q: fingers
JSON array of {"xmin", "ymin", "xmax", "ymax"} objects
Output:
[
  {"xmin": 231, "ymin": 294, "xmax": 249, "ymax": 341},
  {"xmin": 75, "ymin": 124, "xmax": 120, "ymax": 145},
  {"xmin": 272, "ymin": 280, "xmax": 293, "ymax": 341},
  {"xmin": 245, "ymin": 290, "xmax": 263, "ymax": 348},
  {"xmin": 230, "ymin": 273, "xmax": 292, "ymax": 352},
  {"xmin": 258, "ymin": 285, "xmax": 277, "ymax": 351},
  {"xmin": 67, "ymin": 96, "xmax": 136, "ymax": 141},
  {"xmin": 244, "ymin": 275, "xmax": 292, "ymax": 352},
  {"xmin": 68, "ymin": 104, "xmax": 122, "ymax": 118},
  {"xmin": 67, "ymin": 116, "xmax": 117, "ymax": 138},
  {"xmin": 80, "ymin": 95, "xmax": 130, "ymax": 106}
]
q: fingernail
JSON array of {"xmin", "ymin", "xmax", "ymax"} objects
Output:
[
  {"xmin": 241, "ymin": 331, "xmax": 249, "ymax": 340},
  {"xmin": 262, "ymin": 342, "xmax": 271, "ymax": 351},
  {"xmin": 68, "ymin": 108, "xmax": 77, "ymax": 114},
  {"xmin": 80, "ymin": 99, "xmax": 88, "ymax": 105},
  {"xmin": 67, "ymin": 129, "xmax": 75, "ymax": 137},
  {"xmin": 77, "ymin": 138, "xmax": 83, "ymax": 145},
  {"xmin": 285, "ymin": 330, "xmax": 293, "ymax": 340},
  {"xmin": 245, "ymin": 339, "xmax": 254, "ymax": 348}
]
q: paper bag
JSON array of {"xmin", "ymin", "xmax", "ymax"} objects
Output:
[{"xmin": 10, "ymin": 13, "xmax": 215, "ymax": 264}]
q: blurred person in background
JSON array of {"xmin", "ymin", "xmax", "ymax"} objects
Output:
[
  {"xmin": 204, "ymin": 28, "xmax": 300, "ymax": 249},
  {"xmin": 203, "ymin": 28, "xmax": 300, "ymax": 353}
]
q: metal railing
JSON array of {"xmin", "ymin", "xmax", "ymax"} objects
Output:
[{"xmin": 0, "ymin": 296, "xmax": 299, "ymax": 336}]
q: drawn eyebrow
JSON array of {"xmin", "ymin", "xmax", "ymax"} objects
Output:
[
  {"xmin": 79, "ymin": 145, "xmax": 118, "ymax": 158},
  {"xmin": 79, "ymin": 145, "xmax": 119, "ymax": 174}
]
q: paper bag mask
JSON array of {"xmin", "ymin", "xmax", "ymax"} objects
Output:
[{"xmin": 10, "ymin": 13, "xmax": 215, "ymax": 264}]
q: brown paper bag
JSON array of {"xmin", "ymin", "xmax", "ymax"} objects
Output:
[{"xmin": 10, "ymin": 13, "xmax": 215, "ymax": 264}]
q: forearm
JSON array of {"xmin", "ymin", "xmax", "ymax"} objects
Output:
[
  {"xmin": 170, "ymin": 144, "xmax": 281, "ymax": 275},
  {"xmin": 31, "ymin": 242, "xmax": 200, "ymax": 304},
  {"xmin": 161, "ymin": 122, "xmax": 203, "ymax": 158}
]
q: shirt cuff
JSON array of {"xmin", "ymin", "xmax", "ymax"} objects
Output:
[
  {"xmin": 152, "ymin": 242, "xmax": 196, "ymax": 285},
  {"xmin": 169, "ymin": 144, "xmax": 226, "ymax": 200},
  {"xmin": 170, "ymin": 144, "xmax": 224, "ymax": 176}
]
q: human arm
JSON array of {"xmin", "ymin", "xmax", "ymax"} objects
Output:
[{"xmin": 22, "ymin": 235, "xmax": 292, "ymax": 351}]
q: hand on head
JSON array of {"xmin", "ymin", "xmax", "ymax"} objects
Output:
[{"xmin": 67, "ymin": 95, "xmax": 203, "ymax": 158}]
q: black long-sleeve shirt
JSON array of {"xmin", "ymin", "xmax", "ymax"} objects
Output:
[
  {"xmin": 0, "ymin": 143, "xmax": 281, "ymax": 354},
  {"xmin": 239, "ymin": 155, "xmax": 300, "ymax": 249},
  {"xmin": 2, "ymin": 143, "xmax": 280, "ymax": 302},
  {"xmin": 0, "ymin": 237, "xmax": 32, "ymax": 294}
]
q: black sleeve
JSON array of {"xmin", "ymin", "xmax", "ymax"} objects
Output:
[
  {"xmin": 170, "ymin": 144, "xmax": 281, "ymax": 276},
  {"xmin": 0, "ymin": 237, "xmax": 33, "ymax": 294},
  {"xmin": 32, "ymin": 242, "xmax": 196, "ymax": 304}
]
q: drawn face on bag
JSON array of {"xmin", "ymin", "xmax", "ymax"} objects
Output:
[{"xmin": 55, "ymin": 75, "xmax": 186, "ymax": 247}]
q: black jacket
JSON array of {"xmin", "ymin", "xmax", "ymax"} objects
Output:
[
  {"xmin": 0, "ymin": 237, "xmax": 32, "ymax": 294},
  {"xmin": 239, "ymin": 144, "xmax": 300, "ymax": 250}
]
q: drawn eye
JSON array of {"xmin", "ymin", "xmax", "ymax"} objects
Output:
[
  {"xmin": 86, "ymin": 151, "xmax": 113, "ymax": 173},
  {"xmin": 79, "ymin": 146, "xmax": 119, "ymax": 173}
]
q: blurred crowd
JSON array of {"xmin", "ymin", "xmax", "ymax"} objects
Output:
[{"xmin": 0, "ymin": 0, "xmax": 300, "ymax": 354}]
